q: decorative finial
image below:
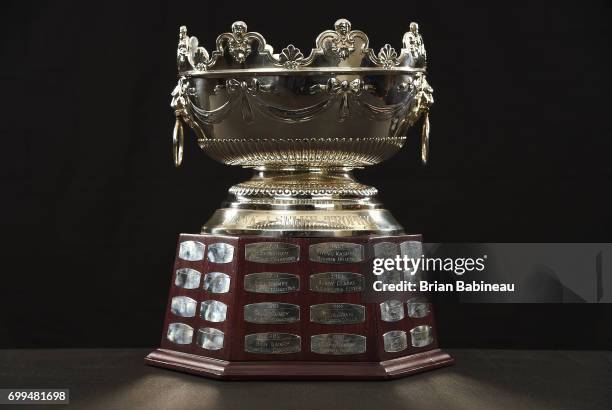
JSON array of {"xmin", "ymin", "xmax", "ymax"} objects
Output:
[
  {"xmin": 231, "ymin": 21, "xmax": 248, "ymax": 36},
  {"xmin": 331, "ymin": 19, "xmax": 355, "ymax": 60},
  {"xmin": 404, "ymin": 21, "xmax": 426, "ymax": 62},
  {"xmin": 334, "ymin": 19, "xmax": 351, "ymax": 35},
  {"xmin": 228, "ymin": 21, "xmax": 251, "ymax": 63}
]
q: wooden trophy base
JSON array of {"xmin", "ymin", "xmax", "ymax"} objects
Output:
[
  {"xmin": 146, "ymin": 348, "xmax": 452, "ymax": 380},
  {"xmin": 145, "ymin": 233, "xmax": 453, "ymax": 380}
]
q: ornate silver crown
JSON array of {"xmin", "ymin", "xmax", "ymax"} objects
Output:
[{"xmin": 177, "ymin": 19, "xmax": 428, "ymax": 73}]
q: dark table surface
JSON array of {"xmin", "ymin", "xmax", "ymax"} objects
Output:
[{"xmin": 1, "ymin": 349, "xmax": 611, "ymax": 409}]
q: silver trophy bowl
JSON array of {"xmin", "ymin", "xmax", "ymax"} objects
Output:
[{"xmin": 171, "ymin": 19, "xmax": 434, "ymax": 237}]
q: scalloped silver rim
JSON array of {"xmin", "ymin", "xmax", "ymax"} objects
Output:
[{"xmin": 177, "ymin": 18, "xmax": 428, "ymax": 73}]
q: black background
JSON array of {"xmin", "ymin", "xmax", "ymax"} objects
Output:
[{"xmin": 1, "ymin": 0, "xmax": 611, "ymax": 349}]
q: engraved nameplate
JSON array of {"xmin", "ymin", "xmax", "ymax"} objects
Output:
[
  {"xmin": 245, "ymin": 242, "xmax": 300, "ymax": 264},
  {"xmin": 310, "ymin": 333, "xmax": 366, "ymax": 355},
  {"xmin": 383, "ymin": 330, "xmax": 408, "ymax": 352},
  {"xmin": 309, "ymin": 272, "xmax": 364, "ymax": 293},
  {"xmin": 244, "ymin": 272, "xmax": 300, "ymax": 294},
  {"xmin": 309, "ymin": 243, "xmax": 364, "ymax": 264},
  {"xmin": 310, "ymin": 303, "xmax": 365, "ymax": 324},
  {"xmin": 244, "ymin": 332, "xmax": 301, "ymax": 354},
  {"xmin": 244, "ymin": 302, "xmax": 300, "ymax": 324}
]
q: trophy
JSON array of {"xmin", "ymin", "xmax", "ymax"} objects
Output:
[{"xmin": 145, "ymin": 19, "xmax": 453, "ymax": 379}]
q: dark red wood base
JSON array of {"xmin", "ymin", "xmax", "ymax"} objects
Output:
[
  {"xmin": 146, "ymin": 232, "xmax": 453, "ymax": 380},
  {"xmin": 146, "ymin": 348, "xmax": 453, "ymax": 380}
]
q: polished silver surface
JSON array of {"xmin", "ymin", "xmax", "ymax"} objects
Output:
[
  {"xmin": 244, "ymin": 302, "xmax": 300, "ymax": 324},
  {"xmin": 309, "ymin": 242, "xmax": 364, "ymax": 263},
  {"xmin": 203, "ymin": 271, "xmax": 230, "ymax": 293},
  {"xmin": 169, "ymin": 19, "xmax": 434, "ymax": 237},
  {"xmin": 380, "ymin": 300, "xmax": 405, "ymax": 322},
  {"xmin": 170, "ymin": 296, "xmax": 197, "ymax": 318},
  {"xmin": 244, "ymin": 332, "xmax": 301, "ymax": 354},
  {"xmin": 310, "ymin": 333, "xmax": 367, "ymax": 355},
  {"xmin": 309, "ymin": 272, "xmax": 364, "ymax": 293},
  {"xmin": 200, "ymin": 300, "xmax": 228, "ymax": 322},
  {"xmin": 383, "ymin": 330, "xmax": 408, "ymax": 352},
  {"xmin": 243, "ymin": 272, "xmax": 300, "ymax": 293},
  {"xmin": 178, "ymin": 241, "xmax": 205, "ymax": 261},
  {"xmin": 245, "ymin": 242, "xmax": 300, "ymax": 263},
  {"xmin": 410, "ymin": 325, "xmax": 433, "ymax": 347},
  {"xmin": 167, "ymin": 323, "xmax": 193, "ymax": 345},
  {"xmin": 309, "ymin": 303, "xmax": 365, "ymax": 324},
  {"xmin": 197, "ymin": 327, "xmax": 224, "ymax": 350},
  {"xmin": 207, "ymin": 243, "xmax": 234, "ymax": 263},
  {"xmin": 174, "ymin": 268, "xmax": 201, "ymax": 289},
  {"xmin": 407, "ymin": 298, "xmax": 431, "ymax": 318}
]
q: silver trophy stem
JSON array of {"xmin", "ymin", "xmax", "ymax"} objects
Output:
[{"xmin": 201, "ymin": 167, "xmax": 404, "ymax": 237}]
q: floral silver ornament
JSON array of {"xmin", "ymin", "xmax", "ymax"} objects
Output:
[
  {"xmin": 279, "ymin": 45, "xmax": 304, "ymax": 69},
  {"xmin": 377, "ymin": 44, "xmax": 399, "ymax": 68}
]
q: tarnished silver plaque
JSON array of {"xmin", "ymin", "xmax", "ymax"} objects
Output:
[
  {"xmin": 174, "ymin": 268, "xmax": 201, "ymax": 289},
  {"xmin": 200, "ymin": 300, "xmax": 227, "ymax": 322},
  {"xmin": 380, "ymin": 300, "xmax": 405, "ymax": 322},
  {"xmin": 400, "ymin": 240, "xmax": 423, "ymax": 276},
  {"xmin": 203, "ymin": 271, "xmax": 230, "ymax": 293},
  {"xmin": 245, "ymin": 242, "xmax": 300, "ymax": 264},
  {"xmin": 373, "ymin": 241, "xmax": 400, "ymax": 258},
  {"xmin": 309, "ymin": 303, "xmax": 365, "ymax": 324},
  {"xmin": 244, "ymin": 332, "xmax": 301, "ymax": 354},
  {"xmin": 197, "ymin": 327, "xmax": 224, "ymax": 350},
  {"xmin": 207, "ymin": 243, "xmax": 234, "ymax": 263},
  {"xmin": 170, "ymin": 296, "xmax": 197, "ymax": 317},
  {"xmin": 310, "ymin": 333, "xmax": 366, "ymax": 355},
  {"xmin": 410, "ymin": 325, "xmax": 434, "ymax": 347},
  {"xmin": 309, "ymin": 242, "xmax": 364, "ymax": 264},
  {"xmin": 379, "ymin": 269, "xmax": 403, "ymax": 285},
  {"xmin": 244, "ymin": 272, "xmax": 300, "ymax": 294},
  {"xmin": 178, "ymin": 240, "xmax": 205, "ymax": 261},
  {"xmin": 167, "ymin": 323, "xmax": 193, "ymax": 345},
  {"xmin": 244, "ymin": 302, "xmax": 300, "ymax": 324},
  {"xmin": 383, "ymin": 330, "xmax": 408, "ymax": 352},
  {"xmin": 400, "ymin": 240, "xmax": 423, "ymax": 259},
  {"xmin": 407, "ymin": 298, "xmax": 431, "ymax": 318},
  {"xmin": 309, "ymin": 272, "xmax": 364, "ymax": 293}
]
